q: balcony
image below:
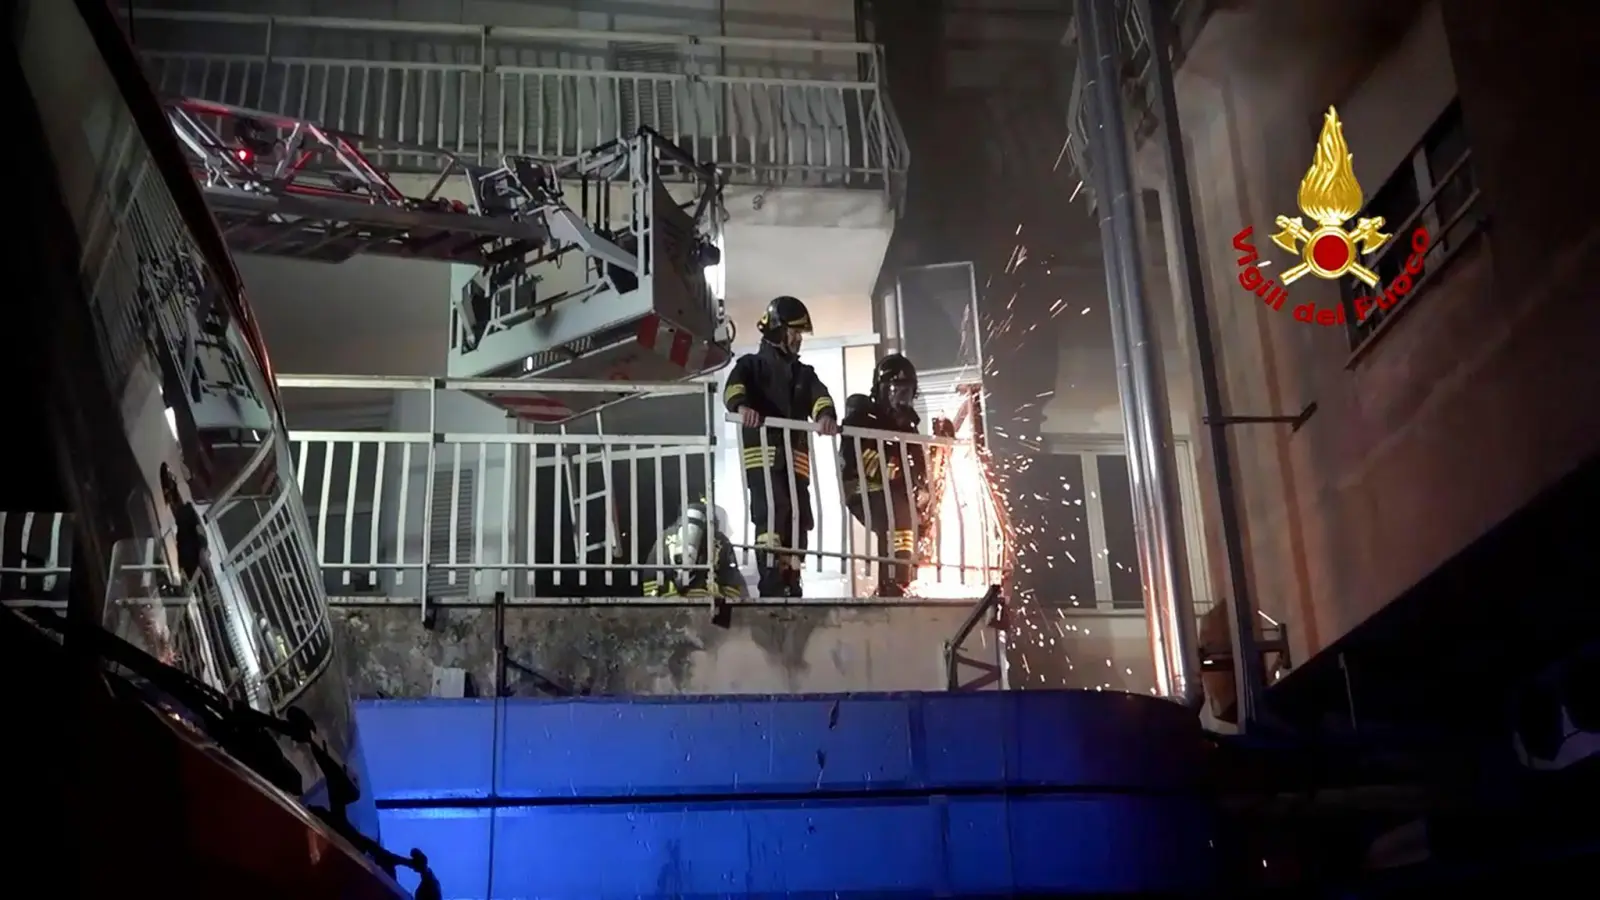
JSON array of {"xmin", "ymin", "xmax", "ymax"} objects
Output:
[
  {"xmin": 124, "ymin": 8, "xmax": 908, "ymax": 204},
  {"xmin": 268, "ymin": 375, "xmax": 1004, "ymax": 608},
  {"xmin": 1061, "ymin": 0, "xmax": 1215, "ymax": 208}
]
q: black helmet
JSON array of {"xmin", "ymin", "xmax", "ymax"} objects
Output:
[
  {"xmin": 872, "ymin": 353, "xmax": 919, "ymax": 409},
  {"xmin": 757, "ymin": 295, "xmax": 813, "ymax": 342}
]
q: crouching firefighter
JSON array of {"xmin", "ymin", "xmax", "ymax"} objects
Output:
[
  {"xmin": 643, "ymin": 500, "xmax": 745, "ymax": 628},
  {"xmin": 723, "ymin": 295, "xmax": 839, "ymax": 597},
  {"xmin": 841, "ymin": 353, "xmax": 929, "ymax": 597}
]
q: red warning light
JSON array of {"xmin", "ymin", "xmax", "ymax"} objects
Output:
[{"xmin": 234, "ymin": 147, "xmax": 254, "ymax": 166}]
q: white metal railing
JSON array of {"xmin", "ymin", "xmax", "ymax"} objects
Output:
[
  {"xmin": 126, "ymin": 8, "xmax": 907, "ymax": 197},
  {"xmin": 0, "ymin": 512, "xmax": 73, "ymax": 604},
  {"xmin": 277, "ymin": 374, "xmax": 1006, "ymax": 604},
  {"xmin": 23, "ymin": 3, "xmax": 339, "ymax": 717},
  {"xmin": 1, "ymin": 491, "xmax": 335, "ymax": 714},
  {"xmin": 279, "ymin": 374, "xmax": 720, "ymax": 606}
]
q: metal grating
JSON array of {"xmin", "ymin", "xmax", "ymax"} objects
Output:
[
  {"xmin": 615, "ymin": 44, "xmax": 682, "ymax": 138},
  {"xmin": 427, "ymin": 466, "xmax": 476, "ymax": 599}
]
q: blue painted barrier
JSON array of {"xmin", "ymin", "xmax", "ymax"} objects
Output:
[{"xmin": 358, "ymin": 691, "xmax": 1217, "ymax": 898}]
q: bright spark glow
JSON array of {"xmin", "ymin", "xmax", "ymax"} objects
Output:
[
  {"xmin": 875, "ymin": 223, "xmax": 1168, "ymax": 696},
  {"xmin": 908, "ymin": 397, "xmax": 1011, "ymax": 599},
  {"xmin": 704, "ymin": 232, "xmax": 727, "ymax": 300}
]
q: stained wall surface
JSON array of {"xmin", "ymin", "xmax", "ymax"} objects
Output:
[{"xmin": 332, "ymin": 605, "xmax": 995, "ymax": 697}]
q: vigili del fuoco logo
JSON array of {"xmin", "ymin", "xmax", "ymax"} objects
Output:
[{"xmin": 1231, "ymin": 107, "xmax": 1430, "ymax": 327}]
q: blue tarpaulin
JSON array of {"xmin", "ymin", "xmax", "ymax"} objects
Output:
[{"xmin": 357, "ymin": 690, "xmax": 1216, "ymax": 898}]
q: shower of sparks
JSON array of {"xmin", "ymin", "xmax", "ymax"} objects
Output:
[
  {"xmin": 908, "ymin": 400, "xmax": 1010, "ymax": 599},
  {"xmin": 904, "ymin": 223, "xmax": 1160, "ymax": 696}
]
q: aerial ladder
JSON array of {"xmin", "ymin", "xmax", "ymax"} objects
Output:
[
  {"xmin": 162, "ymin": 97, "xmax": 732, "ymax": 575},
  {"xmin": 161, "ymin": 97, "xmax": 734, "ymax": 422}
]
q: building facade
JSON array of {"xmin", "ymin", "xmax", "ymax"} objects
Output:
[
  {"xmin": 107, "ymin": 1, "xmax": 1028, "ymax": 700},
  {"xmin": 1093, "ymin": 0, "xmax": 1599, "ymax": 719}
]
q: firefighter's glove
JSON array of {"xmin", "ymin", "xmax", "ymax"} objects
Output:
[
  {"xmin": 739, "ymin": 406, "xmax": 764, "ymax": 428},
  {"xmin": 816, "ymin": 412, "xmax": 839, "ymax": 437}
]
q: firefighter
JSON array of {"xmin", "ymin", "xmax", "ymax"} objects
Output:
[
  {"xmin": 723, "ymin": 295, "xmax": 839, "ymax": 597},
  {"xmin": 160, "ymin": 463, "xmax": 208, "ymax": 587},
  {"xmin": 840, "ymin": 353, "xmax": 929, "ymax": 597},
  {"xmin": 642, "ymin": 500, "xmax": 745, "ymax": 628}
]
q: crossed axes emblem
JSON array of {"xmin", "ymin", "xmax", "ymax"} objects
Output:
[{"xmin": 1270, "ymin": 215, "xmax": 1390, "ymax": 287}]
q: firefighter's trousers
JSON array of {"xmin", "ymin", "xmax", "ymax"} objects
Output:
[
  {"xmin": 847, "ymin": 484, "xmax": 917, "ymax": 591},
  {"xmin": 745, "ymin": 463, "xmax": 813, "ymax": 598},
  {"xmin": 643, "ymin": 578, "xmax": 744, "ymax": 599},
  {"xmin": 644, "ymin": 577, "xmax": 743, "ymax": 621}
]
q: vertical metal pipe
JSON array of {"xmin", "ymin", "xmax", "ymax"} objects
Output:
[
  {"xmin": 1073, "ymin": 0, "xmax": 1202, "ymax": 707},
  {"xmin": 1082, "ymin": 112, "xmax": 1172, "ymax": 696},
  {"xmin": 880, "ymin": 287, "xmax": 903, "ymax": 355},
  {"xmin": 477, "ymin": 26, "xmax": 490, "ymax": 163},
  {"xmin": 1136, "ymin": 0, "xmax": 1265, "ymax": 725},
  {"xmin": 420, "ymin": 379, "xmax": 438, "ymax": 624},
  {"xmin": 1076, "ymin": 37, "xmax": 1170, "ymax": 693}
]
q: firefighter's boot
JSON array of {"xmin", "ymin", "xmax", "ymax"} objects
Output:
[
  {"xmin": 781, "ymin": 557, "xmax": 805, "ymax": 598},
  {"xmin": 755, "ymin": 533, "xmax": 786, "ymax": 597},
  {"xmin": 887, "ymin": 529, "xmax": 917, "ymax": 594}
]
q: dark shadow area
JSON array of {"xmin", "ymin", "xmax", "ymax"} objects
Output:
[{"xmin": 1269, "ymin": 450, "xmax": 1600, "ymax": 732}]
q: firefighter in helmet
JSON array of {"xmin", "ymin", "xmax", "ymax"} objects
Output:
[
  {"xmin": 840, "ymin": 353, "xmax": 929, "ymax": 597},
  {"xmin": 722, "ymin": 295, "xmax": 839, "ymax": 597},
  {"xmin": 642, "ymin": 499, "xmax": 745, "ymax": 628}
]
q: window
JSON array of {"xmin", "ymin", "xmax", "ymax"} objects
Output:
[
  {"xmin": 1030, "ymin": 437, "xmax": 1213, "ymax": 614},
  {"xmin": 1341, "ymin": 100, "xmax": 1484, "ymax": 349},
  {"xmin": 1096, "ymin": 455, "xmax": 1146, "ymax": 610},
  {"xmin": 1009, "ymin": 452, "xmax": 1099, "ymax": 610},
  {"xmin": 896, "ymin": 262, "xmax": 981, "ymax": 374}
]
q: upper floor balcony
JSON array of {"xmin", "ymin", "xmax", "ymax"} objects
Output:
[
  {"xmin": 1060, "ymin": 0, "xmax": 1216, "ymax": 208},
  {"xmin": 123, "ymin": 6, "xmax": 908, "ymax": 205}
]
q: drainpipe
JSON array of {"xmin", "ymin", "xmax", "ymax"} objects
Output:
[
  {"xmin": 880, "ymin": 286, "xmax": 905, "ymax": 356},
  {"xmin": 1072, "ymin": 0, "xmax": 1202, "ymax": 708},
  {"xmin": 1135, "ymin": 0, "xmax": 1265, "ymax": 727}
]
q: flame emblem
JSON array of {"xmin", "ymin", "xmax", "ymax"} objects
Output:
[{"xmin": 1270, "ymin": 107, "xmax": 1390, "ymax": 286}]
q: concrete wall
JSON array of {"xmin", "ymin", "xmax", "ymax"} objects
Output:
[
  {"xmin": 719, "ymin": 185, "xmax": 892, "ymax": 343},
  {"xmin": 1154, "ymin": 0, "xmax": 1600, "ymax": 667},
  {"xmin": 1038, "ymin": 265, "xmax": 1196, "ymax": 439},
  {"xmin": 1003, "ymin": 608, "xmax": 1158, "ymax": 696},
  {"xmin": 332, "ymin": 605, "xmax": 992, "ymax": 697}
]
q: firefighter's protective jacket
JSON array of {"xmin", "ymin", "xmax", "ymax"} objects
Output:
[
  {"xmin": 642, "ymin": 513, "xmax": 747, "ymax": 600},
  {"xmin": 839, "ymin": 394, "xmax": 927, "ymax": 494},
  {"xmin": 722, "ymin": 342, "xmax": 836, "ymax": 481}
]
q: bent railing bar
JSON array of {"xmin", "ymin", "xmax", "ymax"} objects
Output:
[{"xmin": 943, "ymin": 584, "xmax": 1004, "ymax": 691}]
